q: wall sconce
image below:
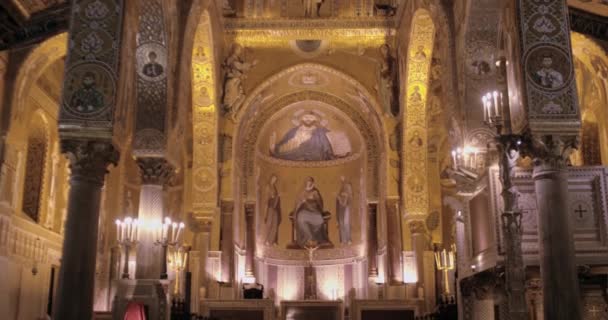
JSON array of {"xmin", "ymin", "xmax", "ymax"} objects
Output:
[
  {"xmin": 116, "ymin": 217, "xmax": 139, "ymax": 279},
  {"xmin": 470, "ymin": 265, "xmax": 477, "ymax": 273},
  {"xmin": 153, "ymin": 217, "xmax": 185, "ymax": 279},
  {"xmin": 169, "ymin": 245, "xmax": 189, "ymax": 296},
  {"xmin": 451, "ymin": 146, "xmax": 482, "ymax": 176},
  {"xmin": 435, "ymin": 248, "xmax": 455, "ymax": 296}
]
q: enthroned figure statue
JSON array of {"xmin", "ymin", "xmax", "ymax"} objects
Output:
[
  {"xmin": 289, "ymin": 177, "xmax": 332, "ymax": 248},
  {"xmin": 264, "ymin": 175, "xmax": 281, "ymax": 245}
]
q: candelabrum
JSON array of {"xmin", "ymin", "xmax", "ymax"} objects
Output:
[
  {"xmin": 434, "ymin": 247, "xmax": 455, "ymax": 296},
  {"xmin": 153, "ymin": 217, "xmax": 185, "ymax": 280},
  {"xmin": 480, "ymin": 56, "xmax": 528, "ymax": 319},
  {"xmin": 116, "ymin": 217, "xmax": 140, "ymax": 279},
  {"xmin": 169, "ymin": 245, "xmax": 190, "ymax": 296}
]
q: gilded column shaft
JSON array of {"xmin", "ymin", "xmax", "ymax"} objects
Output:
[{"xmin": 53, "ymin": 140, "xmax": 118, "ymax": 320}]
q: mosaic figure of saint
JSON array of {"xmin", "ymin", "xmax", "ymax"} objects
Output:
[
  {"xmin": 70, "ymin": 71, "xmax": 104, "ymax": 113},
  {"xmin": 294, "ymin": 177, "xmax": 330, "ymax": 247},
  {"xmin": 336, "ymin": 176, "xmax": 353, "ymax": 244},
  {"xmin": 142, "ymin": 51, "xmax": 164, "ymax": 78},
  {"xmin": 534, "ymin": 54, "xmax": 564, "ymax": 89},
  {"xmin": 414, "ymin": 46, "xmax": 427, "ymax": 60},
  {"xmin": 303, "ymin": 0, "xmax": 324, "ymax": 17},
  {"xmin": 409, "ymin": 86, "xmax": 422, "ymax": 103},
  {"xmin": 270, "ymin": 111, "xmax": 351, "ymax": 161},
  {"xmin": 264, "ymin": 175, "xmax": 281, "ymax": 246},
  {"xmin": 378, "ymin": 44, "xmax": 399, "ymax": 116}
]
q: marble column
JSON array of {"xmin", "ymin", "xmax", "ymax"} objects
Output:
[
  {"xmin": 53, "ymin": 140, "xmax": 118, "ymax": 320},
  {"xmin": 530, "ymin": 135, "xmax": 581, "ymax": 320},
  {"xmin": 135, "ymin": 157, "xmax": 175, "ymax": 280},
  {"xmin": 219, "ymin": 201, "xmax": 234, "ymax": 283},
  {"xmin": 244, "ymin": 203, "xmax": 255, "ymax": 279},
  {"xmin": 367, "ymin": 203, "xmax": 378, "ymax": 277},
  {"xmin": 198, "ymin": 223, "xmax": 212, "ymax": 299},
  {"xmin": 408, "ymin": 220, "xmax": 428, "ymax": 295},
  {"xmin": 190, "ymin": 216, "xmax": 212, "ymax": 302}
]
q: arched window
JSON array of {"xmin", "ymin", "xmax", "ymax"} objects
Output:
[{"xmin": 22, "ymin": 114, "xmax": 49, "ymax": 222}]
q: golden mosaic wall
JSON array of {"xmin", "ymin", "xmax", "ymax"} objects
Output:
[
  {"xmin": 191, "ymin": 12, "xmax": 219, "ymax": 215},
  {"xmin": 402, "ymin": 10, "xmax": 435, "ymax": 223}
]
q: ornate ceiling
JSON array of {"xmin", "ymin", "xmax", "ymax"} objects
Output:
[
  {"xmin": 6, "ymin": 0, "xmax": 66, "ymax": 19},
  {"xmin": 569, "ymin": 0, "xmax": 608, "ymax": 17}
]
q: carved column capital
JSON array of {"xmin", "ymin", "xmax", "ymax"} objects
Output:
[
  {"xmin": 407, "ymin": 219, "xmax": 427, "ymax": 235},
  {"xmin": 61, "ymin": 140, "xmax": 119, "ymax": 186},
  {"xmin": 188, "ymin": 212, "xmax": 213, "ymax": 234},
  {"xmin": 136, "ymin": 157, "xmax": 175, "ymax": 185},
  {"xmin": 460, "ymin": 270, "xmax": 501, "ymax": 300},
  {"xmin": 525, "ymin": 134, "xmax": 579, "ymax": 171}
]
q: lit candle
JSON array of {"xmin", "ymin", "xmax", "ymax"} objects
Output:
[
  {"xmin": 171, "ymin": 222, "xmax": 177, "ymax": 243},
  {"xmin": 175, "ymin": 222, "xmax": 185, "ymax": 243},
  {"xmin": 493, "ymin": 91, "xmax": 499, "ymax": 116},
  {"xmin": 133, "ymin": 219, "xmax": 138, "ymax": 241},
  {"xmin": 482, "ymin": 96, "xmax": 488, "ymax": 121},
  {"xmin": 125, "ymin": 217, "xmax": 132, "ymax": 241},
  {"xmin": 121, "ymin": 221, "xmax": 126, "ymax": 241},
  {"xmin": 115, "ymin": 220, "xmax": 121, "ymax": 242},
  {"xmin": 451, "ymin": 150, "xmax": 457, "ymax": 170}
]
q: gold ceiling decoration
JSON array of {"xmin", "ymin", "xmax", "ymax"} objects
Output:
[
  {"xmin": 568, "ymin": 0, "xmax": 608, "ymax": 17},
  {"xmin": 191, "ymin": 11, "xmax": 219, "ymax": 215},
  {"xmin": 225, "ymin": 18, "xmax": 395, "ymax": 48},
  {"xmin": 403, "ymin": 10, "xmax": 435, "ymax": 223},
  {"xmin": 9, "ymin": 0, "xmax": 66, "ymax": 18}
]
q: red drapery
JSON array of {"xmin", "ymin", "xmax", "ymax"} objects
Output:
[{"xmin": 124, "ymin": 302, "xmax": 146, "ymax": 320}]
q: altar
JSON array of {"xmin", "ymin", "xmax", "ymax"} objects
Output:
[
  {"xmin": 350, "ymin": 300, "xmax": 420, "ymax": 320},
  {"xmin": 281, "ymin": 300, "xmax": 343, "ymax": 320},
  {"xmin": 200, "ymin": 299, "xmax": 275, "ymax": 320}
]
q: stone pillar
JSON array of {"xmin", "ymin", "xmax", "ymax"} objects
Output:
[
  {"xmin": 530, "ymin": 135, "xmax": 581, "ymax": 320},
  {"xmin": 135, "ymin": 158, "xmax": 175, "ymax": 280},
  {"xmin": 244, "ymin": 203, "xmax": 255, "ymax": 279},
  {"xmin": 367, "ymin": 203, "xmax": 378, "ymax": 277},
  {"xmin": 53, "ymin": 141, "xmax": 118, "ymax": 320}
]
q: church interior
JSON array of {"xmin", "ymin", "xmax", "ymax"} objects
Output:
[{"xmin": 1, "ymin": 0, "xmax": 608, "ymax": 319}]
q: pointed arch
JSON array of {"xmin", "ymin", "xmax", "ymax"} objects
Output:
[
  {"xmin": 22, "ymin": 110, "xmax": 50, "ymax": 222},
  {"xmin": 11, "ymin": 33, "xmax": 67, "ymax": 122},
  {"xmin": 402, "ymin": 9, "xmax": 435, "ymax": 220}
]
